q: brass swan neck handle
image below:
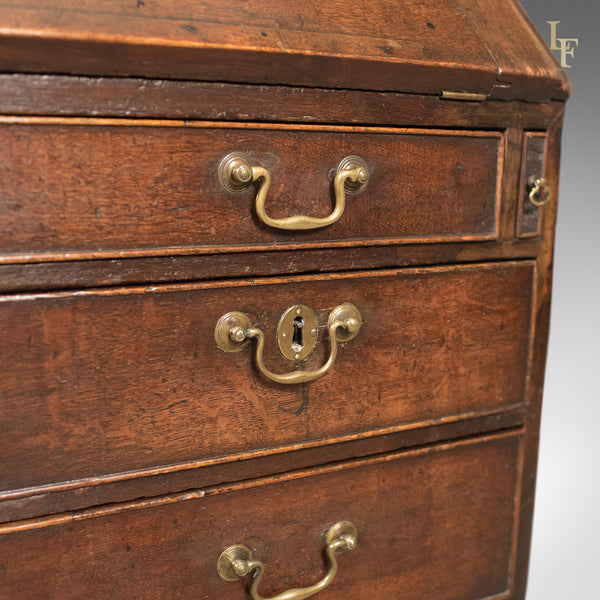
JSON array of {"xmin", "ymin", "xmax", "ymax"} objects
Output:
[
  {"xmin": 214, "ymin": 304, "xmax": 362, "ymax": 385},
  {"xmin": 219, "ymin": 152, "xmax": 369, "ymax": 230},
  {"xmin": 217, "ymin": 521, "xmax": 358, "ymax": 600}
]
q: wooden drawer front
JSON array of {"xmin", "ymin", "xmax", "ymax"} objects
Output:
[
  {"xmin": 0, "ymin": 261, "xmax": 532, "ymax": 494},
  {"xmin": 0, "ymin": 433, "xmax": 521, "ymax": 599},
  {"xmin": 0, "ymin": 120, "xmax": 502, "ymax": 261}
]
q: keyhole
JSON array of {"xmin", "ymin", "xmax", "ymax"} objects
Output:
[
  {"xmin": 276, "ymin": 304, "xmax": 318, "ymax": 361},
  {"xmin": 292, "ymin": 316, "xmax": 305, "ymax": 352}
]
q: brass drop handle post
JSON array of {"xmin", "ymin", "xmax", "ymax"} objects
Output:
[
  {"xmin": 214, "ymin": 303, "xmax": 362, "ymax": 385},
  {"xmin": 528, "ymin": 176, "xmax": 551, "ymax": 207},
  {"xmin": 217, "ymin": 521, "xmax": 358, "ymax": 600},
  {"xmin": 219, "ymin": 152, "xmax": 369, "ymax": 230}
]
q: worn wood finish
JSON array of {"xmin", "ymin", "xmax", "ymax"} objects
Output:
[
  {"xmin": 0, "ymin": 1, "xmax": 567, "ymax": 100},
  {"xmin": 0, "ymin": 120, "xmax": 502, "ymax": 262},
  {"xmin": 0, "ymin": 75, "xmax": 565, "ymax": 130},
  {"xmin": 517, "ymin": 132, "xmax": 548, "ymax": 238},
  {"xmin": 0, "ymin": 262, "xmax": 533, "ymax": 495},
  {"xmin": 0, "ymin": 3, "xmax": 567, "ymax": 597},
  {"xmin": 456, "ymin": 0, "xmax": 569, "ymax": 100},
  {"xmin": 0, "ymin": 432, "xmax": 522, "ymax": 600},
  {"xmin": 0, "ymin": 238, "xmax": 543, "ymax": 293},
  {"xmin": 511, "ymin": 114, "xmax": 564, "ymax": 600},
  {"xmin": 0, "ymin": 406, "xmax": 525, "ymax": 523}
]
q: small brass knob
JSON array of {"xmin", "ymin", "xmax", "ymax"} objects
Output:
[
  {"xmin": 229, "ymin": 326, "xmax": 247, "ymax": 343},
  {"xmin": 336, "ymin": 156, "xmax": 370, "ymax": 195},
  {"xmin": 528, "ymin": 176, "xmax": 551, "ymax": 207},
  {"xmin": 231, "ymin": 162, "xmax": 253, "ymax": 185},
  {"xmin": 218, "ymin": 152, "xmax": 256, "ymax": 195}
]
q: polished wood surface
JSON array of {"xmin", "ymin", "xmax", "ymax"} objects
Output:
[
  {"xmin": 0, "ymin": 121, "xmax": 501, "ymax": 261},
  {"xmin": 0, "ymin": 1, "xmax": 568, "ymax": 99},
  {"xmin": 0, "ymin": 433, "xmax": 521, "ymax": 600},
  {"xmin": 0, "ymin": 2, "xmax": 566, "ymax": 598},
  {"xmin": 517, "ymin": 132, "xmax": 548, "ymax": 238},
  {"xmin": 0, "ymin": 407, "xmax": 526, "ymax": 523},
  {"xmin": 512, "ymin": 113, "xmax": 563, "ymax": 600},
  {"xmin": 0, "ymin": 75, "xmax": 564, "ymax": 128},
  {"xmin": 0, "ymin": 239, "xmax": 541, "ymax": 292},
  {"xmin": 1, "ymin": 262, "xmax": 532, "ymax": 494}
]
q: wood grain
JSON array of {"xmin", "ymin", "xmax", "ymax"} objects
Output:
[
  {"xmin": 0, "ymin": 238, "xmax": 542, "ymax": 293},
  {"xmin": 0, "ymin": 121, "xmax": 502, "ymax": 262},
  {"xmin": 0, "ymin": 432, "xmax": 522, "ymax": 600},
  {"xmin": 510, "ymin": 112, "xmax": 564, "ymax": 600},
  {"xmin": 517, "ymin": 132, "xmax": 547, "ymax": 238},
  {"xmin": 0, "ymin": 3, "xmax": 568, "ymax": 599},
  {"xmin": 0, "ymin": 262, "xmax": 533, "ymax": 495},
  {"xmin": 0, "ymin": 0, "xmax": 567, "ymax": 99},
  {"xmin": 0, "ymin": 75, "xmax": 565, "ymax": 129},
  {"xmin": 457, "ymin": 0, "xmax": 570, "ymax": 101},
  {"xmin": 0, "ymin": 407, "xmax": 525, "ymax": 523}
]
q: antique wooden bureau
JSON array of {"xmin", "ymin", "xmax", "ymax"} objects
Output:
[{"xmin": 0, "ymin": 1, "xmax": 568, "ymax": 598}]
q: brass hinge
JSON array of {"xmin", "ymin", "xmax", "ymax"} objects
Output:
[{"xmin": 440, "ymin": 90, "xmax": 487, "ymax": 102}]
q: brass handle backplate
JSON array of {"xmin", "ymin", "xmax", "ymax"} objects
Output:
[
  {"xmin": 217, "ymin": 521, "xmax": 358, "ymax": 600},
  {"xmin": 214, "ymin": 303, "xmax": 362, "ymax": 385},
  {"xmin": 218, "ymin": 152, "xmax": 369, "ymax": 230},
  {"xmin": 528, "ymin": 176, "xmax": 551, "ymax": 207}
]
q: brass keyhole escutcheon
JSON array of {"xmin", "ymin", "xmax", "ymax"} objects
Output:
[
  {"xmin": 277, "ymin": 304, "xmax": 318, "ymax": 362},
  {"xmin": 215, "ymin": 303, "xmax": 362, "ymax": 385}
]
